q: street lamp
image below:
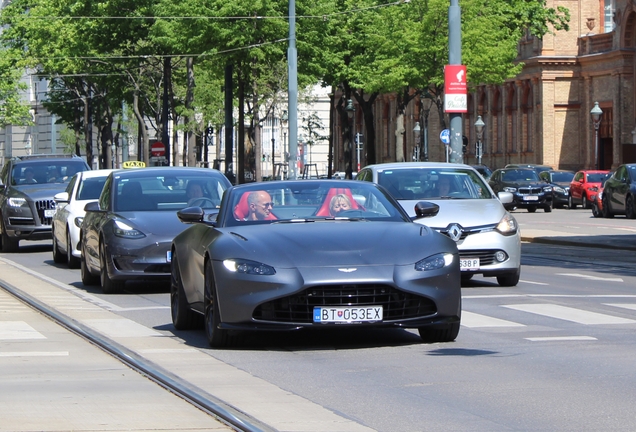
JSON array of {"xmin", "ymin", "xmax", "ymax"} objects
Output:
[
  {"xmin": 474, "ymin": 115, "xmax": 485, "ymax": 165},
  {"xmin": 281, "ymin": 110, "xmax": 288, "ymax": 179},
  {"xmin": 590, "ymin": 102, "xmax": 603, "ymax": 170},
  {"xmin": 413, "ymin": 122, "xmax": 421, "ymax": 161},
  {"xmin": 345, "ymin": 99, "xmax": 355, "ymax": 179}
]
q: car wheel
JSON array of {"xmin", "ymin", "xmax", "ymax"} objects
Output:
[
  {"xmin": 204, "ymin": 260, "xmax": 230, "ymax": 348},
  {"xmin": 568, "ymin": 194, "xmax": 576, "ymax": 209},
  {"xmin": 0, "ymin": 217, "xmax": 20, "ymax": 253},
  {"xmin": 66, "ymin": 228, "xmax": 80, "ymax": 269},
  {"xmin": 591, "ymin": 203, "xmax": 602, "ymax": 218},
  {"xmin": 497, "ymin": 268, "xmax": 520, "ymax": 287},
  {"xmin": 602, "ymin": 194, "xmax": 614, "ymax": 218},
  {"xmin": 80, "ymin": 241, "xmax": 99, "ymax": 286},
  {"xmin": 527, "ymin": 206, "xmax": 537, "ymax": 213},
  {"xmin": 100, "ymin": 242, "xmax": 125, "ymax": 294},
  {"xmin": 626, "ymin": 196, "xmax": 636, "ymax": 219},
  {"xmin": 582, "ymin": 195, "xmax": 588, "ymax": 209},
  {"xmin": 460, "ymin": 273, "xmax": 474, "ymax": 282},
  {"xmin": 171, "ymin": 250, "xmax": 202, "ymax": 330},
  {"xmin": 52, "ymin": 227, "xmax": 67, "ymax": 264},
  {"xmin": 418, "ymin": 321, "xmax": 460, "ymax": 343},
  {"xmin": 544, "ymin": 204, "xmax": 552, "ymax": 213}
]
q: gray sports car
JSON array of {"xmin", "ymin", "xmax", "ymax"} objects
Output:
[
  {"xmin": 170, "ymin": 180, "xmax": 461, "ymax": 348},
  {"xmin": 80, "ymin": 167, "xmax": 232, "ymax": 294}
]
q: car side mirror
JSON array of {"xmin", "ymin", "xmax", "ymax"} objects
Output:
[
  {"xmin": 84, "ymin": 201, "xmax": 101, "ymax": 212},
  {"xmin": 54, "ymin": 192, "xmax": 70, "ymax": 204},
  {"xmin": 413, "ymin": 201, "xmax": 439, "ymax": 219},
  {"xmin": 177, "ymin": 206, "xmax": 217, "ymax": 226}
]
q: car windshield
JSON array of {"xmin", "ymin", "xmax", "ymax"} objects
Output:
[
  {"xmin": 114, "ymin": 173, "xmax": 229, "ymax": 212},
  {"xmin": 224, "ymin": 181, "xmax": 408, "ymax": 226},
  {"xmin": 376, "ymin": 168, "xmax": 493, "ymax": 200},
  {"xmin": 12, "ymin": 161, "xmax": 88, "ymax": 185},
  {"xmin": 587, "ymin": 173, "xmax": 609, "ymax": 183},
  {"xmin": 503, "ymin": 169, "xmax": 540, "ymax": 182},
  {"xmin": 551, "ymin": 172, "xmax": 575, "ymax": 182}
]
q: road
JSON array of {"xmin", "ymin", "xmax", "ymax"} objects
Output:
[{"xmin": 2, "ymin": 207, "xmax": 636, "ymax": 431}]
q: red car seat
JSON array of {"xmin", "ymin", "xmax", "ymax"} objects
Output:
[{"xmin": 315, "ymin": 188, "xmax": 361, "ymax": 216}]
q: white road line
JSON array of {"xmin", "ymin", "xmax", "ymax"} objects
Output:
[
  {"xmin": 503, "ymin": 304, "xmax": 636, "ymax": 325},
  {"xmin": 525, "ymin": 336, "xmax": 597, "ymax": 342},
  {"xmin": 556, "ymin": 273, "xmax": 623, "ymax": 282},
  {"xmin": 519, "ymin": 280, "xmax": 549, "ymax": 285},
  {"xmin": 605, "ymin": 303, "xmax": 636, "ymax": 311},
  {"xmin": 82, "ymin": 318, "xmax": 163, "ymax": 338},
  {"xmin": 0, "ymin": 321, "xmax": 46, "ymax": 340},
  {"xmin": 0, "ymin": 351, "xmax": 69, "ymax": 357},
  {"xmin": 464, "ymin": 294, "xmax": 636, "ymax": 299},
  {"xmin": 461, "ymin": 311, "xmax": 525, "ymax": 328}
]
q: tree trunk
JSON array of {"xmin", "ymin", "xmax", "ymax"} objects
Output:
[
  {"xmin": 132, "ymin": 89, "xmax": 149, "ymax": 165},
  {"xmin": 185, "ymin": 57, "xmax": 196, "ymax": 167}
]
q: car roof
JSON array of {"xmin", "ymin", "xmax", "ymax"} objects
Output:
[
  {"xmin": 110, "ymin": 166, "xmax": 227, "ymax": 179},
  {"xmin": 79, "ymin": 169, "xmax": 117, "ymax": 179},
  {"xmin": 363, "ymin": 162, "xmax": 475, "ymax": 171}
]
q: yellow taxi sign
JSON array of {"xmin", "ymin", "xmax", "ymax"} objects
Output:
[{"xmin": 122, "ymin": 161, "xmax": 146, "ymax": 169}]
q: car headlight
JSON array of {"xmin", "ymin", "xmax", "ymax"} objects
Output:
[
  {"xmin": 8, "ymin": 197, "xmax": 27, "ymax": 207},
  {"xmin": 223, "ymin": 259, "xmax": 276, "ymax": 275},
  {"xmin": 112, "ymin": 220, "xmax": 146, "ymax": 238},
  {"xmin": 74, "ymin": 217, "xmax": 84, "ymax": 228},
  {"xmin": 543, "ymin": 186, "xmax": 552, "ymax": 193},
  {"xmin": 495, "ymin": 213, "xmax": 518, "ymax": 236},
  {"xmin": 415, "ymin": 253, "xmax": 454, "ymax": 271},
  {"xmin": 503, "ymin": 187, "xmax": 517, "ymax": 193},
  {"xmin": 588, "ymin": 186, "xmax": 598, "ymax": 192},
  {"xmin": 553, "ymin": 186, "xmax": 565, "ymax": 194}
]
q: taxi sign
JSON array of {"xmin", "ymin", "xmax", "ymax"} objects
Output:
[{"xmin": 122, "ymin": 161, "xmax": 146, "ymax": 169}]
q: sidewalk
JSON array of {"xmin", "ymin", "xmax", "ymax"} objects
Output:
[{"xmin": 520, "ymin": 228, "xmax": 636, "ymax": 251}]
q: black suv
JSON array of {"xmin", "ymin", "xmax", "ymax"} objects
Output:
[{"xmin": 0, "ymin": 154, "xmax": 91, "ymax": 252}]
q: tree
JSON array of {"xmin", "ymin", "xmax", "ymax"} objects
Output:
[{"xmin": 0, "ymin": 50, "xmax": 31, "ymax": 128}]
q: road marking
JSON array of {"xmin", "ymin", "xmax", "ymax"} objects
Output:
[
  {"xmin": 464, "ymin": 294, "xmax": 636, "ymax": 299},
  {"xmin": 82, "ymin": 318, "xmax": 163, "ymax": 338},
  {"xmin": 461, "ymin": 311, "xmax": 525, "ymax": 328},
  {"xmin": 520, "ymin": 280, "xmax": 549, "ymax": 285},
  {"xmin": 0, "ymin": 351, "xmax": 69, "ymax": 357},
  {"xmin": 503, "ymin": 304, "xmax": 636, "ymax": 325},
  {"xmin": 605, "ymin": 303, "xmax": 636, "ymax": 311},
  {"xmin": 556, "ymin": 273, "xmax": 623, "ymax": 282},
  {"xmin": 0, "ymin": 321, "xmax": 46, "ymax": 340},
  {"xmin": 525, "ymin": 336, "xmax": 597, "ymax": 342}
]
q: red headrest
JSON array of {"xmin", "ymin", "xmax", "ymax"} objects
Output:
[
  {"xmin": 315, "ymin": 188, "xmax": 361, "ymax": 216},
  {"xmin": 233, "ymin": 191, "xmax": 277, "ymax": 220}
]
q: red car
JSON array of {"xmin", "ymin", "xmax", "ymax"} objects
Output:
[{"xmin": 568, "ymin": 170, "xmax": 610, "ymax": 209}]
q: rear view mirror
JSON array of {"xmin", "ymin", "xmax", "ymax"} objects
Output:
[{"xmin": 414, "ymin": 201, "xmax": 440, "ymax": 219}]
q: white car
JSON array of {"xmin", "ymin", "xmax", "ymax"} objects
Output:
[
  {"xmin": 356, "ymin": 162, "xmax": 521, "ymax": 286},
  {"xmin": 51, "ymin": 169, "xmax": 115, "ymax": 268}
]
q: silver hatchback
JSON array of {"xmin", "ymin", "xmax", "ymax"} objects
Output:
[{"xmin": 357, "ymin": 162, "xmax": 521, "ymax": 286}]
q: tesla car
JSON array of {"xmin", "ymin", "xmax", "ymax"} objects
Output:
[
  {"xmin": 170, "ymin": 180, "xmax": 461, "ymax": 347},
  {"xmin": 80, "ymin": 167, "xmax": 232, "ymax": 293},
  {"xmin": 489, "ymin": 167, "xmax": 553, "ymax": 212},
  {"xmin": 539, "ymin": 170, "xmax": 575, "ymax": 209},
  {"xmin": 357, "ymin": 162, "xmax": 520, "ymax": 287},
  {"xmin": 568, "ymin": 170, "xmax": 610, "ymax": 209},
  {"xmin": 51, "ymin": 169, "xmax": 115, "ymax": 268},
  {"xmin": 601, "ymin": 164, "xmax": 636, "ymax": 218}
]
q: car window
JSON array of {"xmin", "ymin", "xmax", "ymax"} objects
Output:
[
  {"xmin": 78, "ymin": 177, "xmax": 108, "ymax": 200},
  {"xmin": 586, "ymin": 173, "xmax": 608, "ymax": 183},
  {"xmin": 551, "ymin": 172, "xmax": 574, "ymax": 183}
]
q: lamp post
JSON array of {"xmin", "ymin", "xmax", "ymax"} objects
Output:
[
  {"xmin": 345, "ymin": 99, "xmax": 355, "ymax": 179},
  {"xmin": 590, "ymin": 102, "xmax": 603, "ymax": 170},
  {"xmin": 281, "ymin": 110, "xmax": 288, "ymax": 179},
  {"xmin": 413, "ymin": 122, "xmax": 421, "ymax": 161},
  {"xmin": 271, "ymin": 115, "xmax": 276, "ymax": 179},
  {"xmin": 474, "ymin": 115, "xmax": 485, "ymax": 165}
]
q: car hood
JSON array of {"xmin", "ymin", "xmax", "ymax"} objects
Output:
[
  {"xmin": 12, "ymin": 183, "xmax": 69, "ymax": 200},
  {"xmin": 397, "ymin": 199, "xmax": 507, "ymax": 229},
  {"xmin": 115, "ymin": 211, "xmax": 187, "ymax": 238},
  {"xmin": 218, "ymin": 222, "xmax": 455, "ymax": 267}
]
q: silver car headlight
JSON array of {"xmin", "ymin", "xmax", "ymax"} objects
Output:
[
  {"xmin": 223, "ymin": 259, "xmax": 276, "ymax": 275},
  {"xmin": 415, "ymin": 253, "xmax": 454, "ymax": 271},
  {"xmin": 8, "ymin": 197, "xmax": 27, "ymax": 207},
  {"xmin": 553, "ymin": 186, "xmax": 565, "ymax": 194},
  {"xmin": 503, "ymin": 187, "xmax": 517, "ymax": 193},
  {"xmin": 113, "ymin": 220, "xmax": 146, "ymax": 238},
  {"xmin": 495, "ymin": 213, "xmax": 518, "ymax": 236},
  {"xmin": 543, "ymin": 186, "xmax": 552, "ymax": 193}
]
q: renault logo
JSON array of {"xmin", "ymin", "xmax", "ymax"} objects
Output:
[{"xmin": 447, "ymin": 223, "xmax": 463, "ymax": 242}]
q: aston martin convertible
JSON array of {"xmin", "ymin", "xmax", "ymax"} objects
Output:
[{"xmin": 170, "ymin": 180, "xmax": 462, "ymax": 347}]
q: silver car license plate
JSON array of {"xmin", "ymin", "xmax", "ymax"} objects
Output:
[
  {"xmin": 460, "ymin": 258, "xmax": 479, "ymax": 271},
  {"xmin": 313, "ymin": 306, "xmax": 383, "ymax": 323}
]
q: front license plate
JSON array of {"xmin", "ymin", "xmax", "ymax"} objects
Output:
[
  {"xmin": 313, "ymin": 306, "xmax": 383, "ymax": 323},
  {"xmin": 460, "ymin": 258, "xmax": 480, "ymax": 271},
  {"xmin": 523, "ymin": 195, "xmax": 539, "ymax": 201},
  {"xmin": 44, "ymin": 209, "xmax": 56, "ymax": 217}
]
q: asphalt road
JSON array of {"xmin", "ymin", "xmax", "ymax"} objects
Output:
[{"xmin": 2, "ymin": 207, "xmax": 636, "ymax": 431}]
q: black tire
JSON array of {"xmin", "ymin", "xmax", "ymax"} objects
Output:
[
  {"xmin": 67, "ymin": 229, "xmax": 80, "ymax": 269},
  {"xmin": 1, "ymin": 217, "xmax": 20, "ymax": 252},
  {"xmin": 602, "ymin": 194, "xmax": 614, "ymax": 218},
  {"xmin": 204, "ymin": 260, "xmax": 230, "ymax": 348},
  {"xmin": 52, "ymin": 227, "xmax": 67, "ymax": 264},
  {"xmin": 591, "ymin": 203, "xmax": 602, "ymax": 218},
  {"xmin": 568, "ymin": 194, "xmax": 576, "ymax": 209},
  {"xmin": 527, "ymin": 206, "xmax": 537, "ymax": 213},
  {"xmin": 544, "ymin": 204, "xmax": 552, "ymax": 213},
  {"xmin": 418, "ymin": 321, "xmax": 460, "ymax": 343},
  {"xmin": 100, "ymin": 242, "xmax": 125, "ymax": 294},
  {"xmin": 497, "ymin": 268, "xmax": 520, "ymax": 287},
  {"xmin": 461, "ymin": 273, "xmax": 474, "ymax": 282},
  {"xmin": 170, "ymin": 250, "xmax": 201, "ymax": 330},
  {"xmin": 626, "ymin": 196, "xmax": 636, "ymax": 219},
  {"xmin": 582, "ymin": 194, "xmax": 588, "ymax": 209},
  {"xmin": 80, "ymin": 241, "xmax": 99, "ymax": 286}
]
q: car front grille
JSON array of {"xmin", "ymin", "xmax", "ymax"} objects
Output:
[
  {"xmin": 458, "ymin": 249, "xmax": 502, "ymax": 266},
  {"xmin": 518, "ymin": 187, "xmax": 542, "ymax": 194},
  {"xmin": 253, "ymin": 284, "xmax": 437, "ymax": 323},
  {"xmin": 35, "ymin": 200, "xmax": 56, "ymax": 226},
  {"xmin": 9, "ymin": 217, "xmax": 35, "ymax": 226}
]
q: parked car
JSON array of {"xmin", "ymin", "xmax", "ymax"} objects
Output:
[
  {"xmin": 601, "ymin": 164, "xmax": 636, "ymax": 218},
  {"xmin": 0, "ymin": 154, "xmax": 91, "ymax": 252},
  {"xmin": 568, "ymin": 170, "xmax": 610, "ymax": 209},
  {"xmin": 80, "ymin": 167, "xmax": 232, "ymax": 293},
  {"xmin": 471, "ymin": 164, "xmax": 493, "ymax": 180},
  {"xmin": 170, "ymin": 180, "xmax": 462, "ymax": 347},
  {"xmin": 505, "ymin": 164, "xmax": 553, "ymax": 176},
  {"xmin": 356, "ymin": 162, "xmax": 521, "ymax": 286},
  {"xmin": 539, "ymin": 170, "xmax": 575, "ymax": 209},
  {"xmin": 51, "ymin": 169, "xmax": 115, "ymax": 268},
  {"xmin": 489, "ymin": 168, "xmax": 553, "ymax": 212}
]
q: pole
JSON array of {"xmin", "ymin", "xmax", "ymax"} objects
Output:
[
  {"xmin": 224, "ymin": 64, "xmax": 234, "ymax": 183},
  {"xmin": 288, "ymin": 0, "xmax": 298, "ymax": 179},
  {"xmin": 594, "ymin": 127, "xmax": 599, "ymax": 170},
  {"xmin": 448, "ymin": 0, "xmax": 463, "ymax": 164},
  {"xmin": 356, "ymin": 133, "xmax": 361, "ymax": 171}
]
